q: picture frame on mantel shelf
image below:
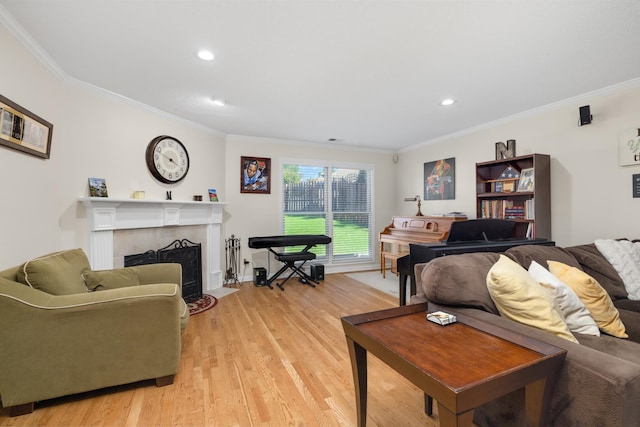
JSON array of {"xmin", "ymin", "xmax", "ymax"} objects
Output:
[
  {"xmin": 241, "ymin": 156, "xmax": 271, "ymax": 194},
  {"xmin": 88, "ymin": 178, "xmax": 109, "ymax": 197},
  {"xmin": 0, "ymin": 94, "xmax": 53, "ymax": 159}
]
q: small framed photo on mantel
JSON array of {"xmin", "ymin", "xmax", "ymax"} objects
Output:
[{"xmin": 88, "ymin": 178, "xmax": 109, "ymax": 197}]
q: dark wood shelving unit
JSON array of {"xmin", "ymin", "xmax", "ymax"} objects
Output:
[{"xmin": 476, "ymin": 153, "xmax": 551, "ymax": 239}]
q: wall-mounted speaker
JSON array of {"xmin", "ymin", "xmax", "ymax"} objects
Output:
[{"xmin": 579, "ymin": 105, "xmax": 592, "ymax": 126}]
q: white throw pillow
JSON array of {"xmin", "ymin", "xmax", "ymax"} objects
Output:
[
  {"xmin": 595, "ymin": 239, "xmax": 640, "ymax": 300},
  {"xmin": 528, "ymin": 261, "xmax": 600, "ymax": 336}
]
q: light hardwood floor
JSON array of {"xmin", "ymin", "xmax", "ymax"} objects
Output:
[{"xmin": 0, "ymin": 273, "xmax": 445, "ymax": 427}]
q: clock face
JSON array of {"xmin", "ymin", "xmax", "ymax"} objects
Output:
[{"xmin": 145, "ymin": 136, "xmax": 190, "ymax": 184}]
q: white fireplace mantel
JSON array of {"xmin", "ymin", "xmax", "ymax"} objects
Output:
[{"xmin": 79, "ymin": 197, "xmax": 227, "ymax": 291}]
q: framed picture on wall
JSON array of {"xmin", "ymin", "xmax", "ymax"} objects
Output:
[
  {"xmin": 424, "ymin": 157, "xmax": 455, "ymax": 200},
  {"xmin": 241, "ymin": 156, "xmax": 271, "ymax": 194},
  {"xmin": 0, "ymin": 94, "xmax": 53, "ymax": 159}
]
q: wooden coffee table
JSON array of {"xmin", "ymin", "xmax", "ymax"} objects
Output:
[{"xmin": 341, "ymin": 303, "xmax": 566, "ymax": 427}]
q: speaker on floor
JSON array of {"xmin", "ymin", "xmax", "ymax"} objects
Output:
[
  {"xmin": 253, "ymin": 267, "xmax": 267, "ymax": 286},
  {"xmin": 310, "ymin": 264, "xmax": 325, "ymax": 281}
]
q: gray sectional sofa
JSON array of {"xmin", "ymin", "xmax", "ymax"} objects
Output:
[{"xmin": 411, "ymin": 242, "xmax": 640, "ymax": 427}]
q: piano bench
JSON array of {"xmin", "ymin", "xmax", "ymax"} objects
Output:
[
  {"xmin": 274, "ymin": 252, "xmax": 316, "ymax": 263},
  {"xmin": 380, "ymin": 250, "xmax": 409, "ymax": 278}
]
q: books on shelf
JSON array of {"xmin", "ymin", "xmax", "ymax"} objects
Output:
[
  {"xmin": 504, "ymin": 207, "xmax": 525, "ymax": 219},
  {"xmin": 526, "ymin": 222, "xmax": 534, "ymax": 239},
  {"xmin": 480, "ymin": 199, "xmax": 535, "ymax": 220},
  {"xmin": 525, "ymin": 198, "xmax": 535, "ymax": 219}
]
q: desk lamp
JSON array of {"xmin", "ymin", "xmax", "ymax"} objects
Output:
[{"xmin": 403, "ymin": 195, "xmax": 423, "ymax": 216}]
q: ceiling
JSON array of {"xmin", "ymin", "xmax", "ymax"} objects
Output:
[{"xmin": 2, "ymin": 1, "xmax": 640, "ymax": 152}]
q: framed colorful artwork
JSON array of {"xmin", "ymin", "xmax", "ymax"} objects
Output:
[
  {"xmin": 424, "ymin": 157, "xmax": 455, "ymax": 200},
  {"xmin": 241, "ymin": 156, "xmax": 271, "ymax": 194}
]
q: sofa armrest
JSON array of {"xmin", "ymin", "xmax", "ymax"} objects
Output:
[
  {"xmin": 430, "ymin": 303, "xmax": 640, "ymax": 427},
  {"xmin": 0, "ymin": 279, "xmax": 182, "ymax": 407}
]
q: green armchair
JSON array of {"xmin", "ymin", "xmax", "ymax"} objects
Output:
[{"xmin": 0, "ymin": 249, "xmax": 189, "ymax": 416}]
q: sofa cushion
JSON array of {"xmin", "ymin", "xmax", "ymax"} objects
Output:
[
  {"xmin": 487, "ymin": 255, "xmax": 577, "ymax": 343},
  {"xmin": 549, "ymin": 261, "xmax": 628, "ymax": 338},
  {"xmin": 565, "ymin": 243, "xmax": 628, "ymax": 300},
  {"xmin": 505, "ymin": 245, "xmax": 581, "ymax": 270},
  {"xmin": 420, "ymin": 252, "xmax": 500, "ymax": 314},
  {"xmin": 83, "ymin": 269, "xmax": 140, "ymax": 291},
  {"xmin": 528, "ymin": 261, "xmax": 599, "ymax": 336},
  {"xmin": 594, "ymin": 239, "xmax": 640, "ymax": 300},
  {"xmin": 16, "ymin": 249, "xmax": 91, "ymax": 295}
]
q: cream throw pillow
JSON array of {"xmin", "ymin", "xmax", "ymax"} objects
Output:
[
  {"xmin": 487, "ymin": 255, "xmax": 577, "ymax": 343},
  {"xmin": 548, "ymin": 260, "xmax": 628, "ymax": 338},
  {"xmin": 528, "ymin": 261, "xmax": 599, "ymax": 336}
]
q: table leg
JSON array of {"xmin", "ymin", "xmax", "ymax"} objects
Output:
[
  {"xmin": 424, "ymin": 393, "xmax": 433, "ymax": 416},
  {"xmin": 437, "ymin": 402, "xmax": 474, "ymax": 427},
  {"xmin": 346, "ymin": 337, "xmax": 368, "ymax": 427},
  {"xmin": 399, "ymin": 273, "xmax": 407, "ymax": 306},
  {"xmin": 525, "ymin": 378, "xmax": 547, "ymax": 427}
]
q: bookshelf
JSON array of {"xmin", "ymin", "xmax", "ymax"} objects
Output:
[{"xmin": 476, "ymin": 153, "xmax": 551, "ymax": 239}]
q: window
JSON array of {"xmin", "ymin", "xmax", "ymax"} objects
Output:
[{"xmin": 282, "ymin": 160, "xmax": 374, "ymax": 264}]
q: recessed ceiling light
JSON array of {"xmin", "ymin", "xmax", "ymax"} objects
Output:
[
  {"xmin": 441, "ymin": 98, "xmax": 455, "ymax": 106},
  {"xmin": 197, "ymin": 50, "xmax": 215, "ymax": 61},
  {"xmin": 211, "ymin": 98, "xmax": 226, "ymax": 107}
]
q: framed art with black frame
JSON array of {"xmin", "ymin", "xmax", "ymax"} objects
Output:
[
  {"xmin": 241, "ymin": 156, "xmax": 271, "ymax": 194},
  {"xmin": 0, "ymin": 94, "xmax": 53, "ymax": 159},
  {"xmin": 424, "ymin": 157, "xmax": 455, "ymax": 200}
]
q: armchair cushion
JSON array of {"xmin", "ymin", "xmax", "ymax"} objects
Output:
[
  {"xmin": 16, "ymin": 248, "xmax": 90, "ymax": 295},
  {"xmin": 83, "ymin": 269, "xmax": 140, "ymax": 291}
]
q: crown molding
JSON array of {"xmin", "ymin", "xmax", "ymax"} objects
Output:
[
  {"xmin": 0, "ymin": 4, "xmax": 225, "ymax": 138},
  {"xmin": 0, "ymin": 4, "xmax": 66, "ymax": 79},
  {"xmin": 403, "ymin": 77, "xmax": 640, "ymax": 152}
]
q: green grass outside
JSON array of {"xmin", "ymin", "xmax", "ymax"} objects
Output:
[{"xmin": 284, "ymin": 214, "xmax": 370, "ymax": 257}]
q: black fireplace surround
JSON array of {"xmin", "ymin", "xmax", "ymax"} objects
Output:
[{"xmin": 124, "ymin": 239, "xmax": 203, "ymax": 302}]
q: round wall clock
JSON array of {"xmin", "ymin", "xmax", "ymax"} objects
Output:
[{"xmin": 145, "ymin": 135, "xmax": 190, "ymax": 184}]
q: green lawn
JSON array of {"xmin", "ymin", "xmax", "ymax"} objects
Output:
[{"xmin": 284, "ymin": 214, "xmax": 370, "ymax": 257}]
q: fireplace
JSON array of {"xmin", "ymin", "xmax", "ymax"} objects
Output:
[
  {"xmin": 79, "ymin": 197, "xmax": 226, "ymax": 293},
  {"xmin": 125, "ymin": 239, "xmax": 203, "ymax": 302}
]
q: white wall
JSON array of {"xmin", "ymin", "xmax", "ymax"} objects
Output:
[
  {"xmin": 398, "ymin": 81, "xmax": 640, "ymax": 246},
  {"xmin": 0, "ymin": 24, "xmax": 225, "ymax": 268},
  {"xmin": 3, "ymin": 16, "xmax": 639, "ymax": 273},
  {"xmin": 223, "ymin": 135, "xmax": 397, "ymax": 275}
]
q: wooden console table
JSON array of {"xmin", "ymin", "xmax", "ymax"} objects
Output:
[{"xmin": 341, "ymin": 303, "xmax": 566, "ymax": 427}]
